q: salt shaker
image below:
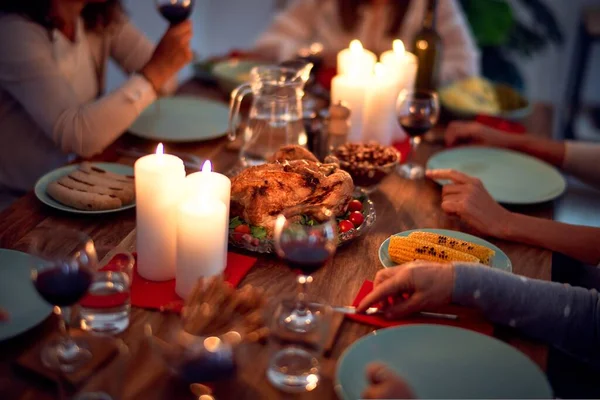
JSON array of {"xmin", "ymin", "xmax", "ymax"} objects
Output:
[{"xmin": 324, "ymin": 102, "xmax": 351, "ymax": 153}]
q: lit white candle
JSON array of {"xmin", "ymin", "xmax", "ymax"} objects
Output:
[
  {"xmin": 381, "ymin": 39, "xmax": 418, "ymax": 92},
  {"xmin": 135, "ymin": 143, "xmax": 185, "ymax": 281},
  {"xmin": 175, "ymin": 195, "xmax": 227, "ymax": 299},
  {"xmin": 337, "ymin": 39, "xmax": 377, "ymax": 77},
  {"xmin": 331, "ymin": 73, "xmax": 368, "ymax": 142},
  {"xmin": 362, "ymin": 63, "xmax": 399, "ymax": 145},
  {"xmin": 185, "ymin": 160, "xmax": 231, "ymax": 260}
]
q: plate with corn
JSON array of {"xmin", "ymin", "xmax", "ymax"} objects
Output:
[{"xmin": 379, "ymin": 229, "xmax": 511, "ymax": 271}]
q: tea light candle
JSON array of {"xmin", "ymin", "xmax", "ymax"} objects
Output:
[
  {"xmin": 337, "ymin": 39, "xmax": 376, "ymax": 77},
  {"xmin": 135, "ymin": 143, "xmax": 185, "ymax": 281},
  {"xmin": 185, "ymin": 160, "xmax": 231, "ymax": 261},
  {"xmin": 176, "ymin": 195, "xmax": 227, "ymax": 299},
  {"xmin": 331, "ymin": 73, "xmax": 367, "ymax": 142},
  {"xmin": 362, "ymin": 63, "xmax": 399, "ymax": 145}
]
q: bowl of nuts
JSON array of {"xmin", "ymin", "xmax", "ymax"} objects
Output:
[{"xmin": 332, "ymin": 142, "xmax": 401, "ymax": 192}]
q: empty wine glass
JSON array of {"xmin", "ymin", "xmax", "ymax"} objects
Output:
[
  {"xmin": 396, "ymin": 89, "xmax": 440, "ymax": 179},
  {"xmin": 155, "ymin": 0, "xmax": 195, "ymax": 25},
  {"xmin": 29, "ymin": 227, "xmax": 98, "ymax": 371},
  {"xmin": 273, "ymin": 205, "xmax": 336, "ymax": 332}
]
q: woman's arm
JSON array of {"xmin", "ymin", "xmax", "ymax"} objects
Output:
[
  {"xmin": 454, "ymin": 264, "xmax": 600, "ymax": 365},
  {"xmin": 253, "ymin": 0, "xmax": 318, "ymax": 62},
  {"xmin": 109, "ymin": 18, "xmax": 177, "ymax": 95},
  {"xmin": 562, "ymin": 141, "xmax": 600, "ymax": 188},
  {"xmin": 436, "ymin": 0, "xmax": 480, "ymax": 82}
]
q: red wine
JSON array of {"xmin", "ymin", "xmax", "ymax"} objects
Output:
[
  {"xmin": 158, "ymin": 4, "xmax": 192, "ymax": 24},
  {"xmin": 34, "ymin": 265, "xmax": 93, "ymax": 306},
  {"xmin": 399, "ymin": 115, "xmax": 432, "ymax": 137},
  {"xmin": 283, "ymin": 245, "xmax": 331, "ymax": 274}
]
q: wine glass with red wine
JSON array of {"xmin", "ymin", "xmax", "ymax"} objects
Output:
[
  {"xmin": 29, "ymin": 228, "xmax": 98, "ymax": 371},
  {"xmin": 155, "ymin": 0, "xmax": 195, "ymax": 24},
  {"xmin": 273, "ymin": 205, "xmax": 336, "ymax": 332},
  {"xmin": 396, "ymin": 89, "xmax": 440, "ymax": 179}
]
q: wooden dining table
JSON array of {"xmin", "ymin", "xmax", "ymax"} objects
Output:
[{"xmin": 0, "ymin": 79, "xmax": 556, "ymax": 399}]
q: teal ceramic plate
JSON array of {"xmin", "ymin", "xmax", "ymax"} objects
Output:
[
  {"xmin": 129, "ymin": 96, "xmax": 229, "ymax": 142},
  {"xmin": 336, "ymin": 325, "xmax": 552, "ymax": 399},
  {"xmin": 427, "ymin": 147, "xmax": 566, "ymax": 204},
  {"xmin": 0, "ymin": 249, "xmax": 52, "ymax": 341},
  {"xmin": 379, "ymin": 229, "xmax": 511, "ymax": 271},
  {"xmin": 211, "ymin": 59, "xmax": 263, "ymax": 94},
  {"xmin": 34, "ymin": 163, "xmax": 134, "ymax": 215}
]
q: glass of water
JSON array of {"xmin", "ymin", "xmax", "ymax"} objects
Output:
[
  {"xmin": 266, "ymin": 294, "xmax": 332, "ymax": 393},
  {"xmin": 79, "ymin": 247, "xmax": 134, "ymax": 335}
]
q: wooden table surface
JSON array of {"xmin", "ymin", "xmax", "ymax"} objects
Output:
[{"xmin": 0, "ymin": 80, "xmax": 555, "ymax": 399}]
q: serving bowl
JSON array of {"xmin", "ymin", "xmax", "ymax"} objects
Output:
[{"xmin": 211, "ymin": 59, "xmax": 263, "ymax": 94}]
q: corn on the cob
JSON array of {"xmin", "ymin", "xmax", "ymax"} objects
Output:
[
  {"xmin": 388, "ymin": 236, "xmax": 481, "ymax": 265},
  {"xmin": 408, "ymin": 231, "xmax": 495, "ymax": 265}
]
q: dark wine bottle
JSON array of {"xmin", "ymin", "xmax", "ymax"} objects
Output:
[{"xmin": 413, "ymin": 0, "xmax": 442, "ymax": 90}]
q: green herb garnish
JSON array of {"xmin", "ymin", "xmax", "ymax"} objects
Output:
[
  {"xmin": 229, "ymin": 216, "xmax": 243, "ymax": 229},
  {"xmin": 250, "ymin": 226, "xmax": 267, "ymax": 239}
]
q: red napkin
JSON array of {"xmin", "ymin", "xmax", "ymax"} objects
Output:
[
  {"xmin": 475, "ymin": 115, "xmax": 526, "ymax": 134},
  {"xmin": 80, "ymin": 252, "xmax": 257, "ymax": 313},
  {"xmin": 392, "ymin": 137, "xmax": 411, "ymax": 162},
  {"xmin": 347, "ymin": 281, "xmax": 494, "ymax": 336}
]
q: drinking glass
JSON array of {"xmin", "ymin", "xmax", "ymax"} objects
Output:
[
  {"xmin": 155, "ymin": 0, "xmax": 195, "ymax": 25},
  {"xmin": 266, "ymin": 297, "xmax": 332, "ymax": 393},
  {"xmin": 396, "ymin": 89, "xmax": 440, "ymax": 179},
  {"xmin": 79, "ymin": 247, "xmax": 134, "ymax": 335},
  {"xmin": 29, "ymin": 228, "xmax": 98, "ymax": 371},
  {"xmin": 273, "ymin": 205, "xmax": 336, "ymax": 332}
]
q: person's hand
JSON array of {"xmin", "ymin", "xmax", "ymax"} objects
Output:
[
  {"xmin": 445, "ymin": 121, "xmax": 522, "ymax": 149},
  {"xmin": 362, "ymin": 363, "xmax": 415, "ymax": 399},
  {"xmin": 140, "ymin": 20, "xmax": 193, "ymax": 92},
  {"xmin": 426, "ymin": 169, "xmax": 513, "ymax": 238},
  {"xmin": 357, "ymin": 262, "xmax": 454, "ymax": 319}
]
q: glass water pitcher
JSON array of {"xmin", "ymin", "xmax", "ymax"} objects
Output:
[{"xmin": 228, "ymin": 64, "xmax": 313, "ymax": 166}]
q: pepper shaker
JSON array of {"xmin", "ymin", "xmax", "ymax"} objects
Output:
[{"xmin": 325, "ymin": 101, "xmax": 351, "ymax": 154}]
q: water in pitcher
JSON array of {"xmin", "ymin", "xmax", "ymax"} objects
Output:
[{"xmin": 241, "ymin": 114, "xmax": 307, "ymax": 166}]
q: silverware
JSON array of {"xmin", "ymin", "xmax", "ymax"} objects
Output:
[
  {"xmin": 117, "ymin": 148, "xmax": 203, "ymax": 170},
  {"xmin": 330, "ymin": 305, "xmax": 459, "ymax": 321}
]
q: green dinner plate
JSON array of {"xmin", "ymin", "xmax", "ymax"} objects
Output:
[
  {"xmin": 0, "ymin": 249, "xmax": 52, "ymax": 341},
  {"xmin": 335, "ymin": 325, "xmax": 552, "ymax": 399},
  {"xmin": 129, "ymin": 96, "xmax": 229, "ymax": 143},
  {"xmin": 426, "ymin": 147, "xmax": 566, "ymax": 204},
  {"xmin": 34, "ymin": 163, "xmax": 135, "ymax": 215},
  {"xmin": 379, "ymin": 229, "xmax": 511, "ymax": 271}
]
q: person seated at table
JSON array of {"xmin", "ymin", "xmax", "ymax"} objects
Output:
[
  {"xmin": 253, "ymin": 0, "xmax": 479, "ymax": 83},
  {"xmin": 426, "ymin": 122, "xmax": 600, "ymax": 266},
  {"xmin": 0, "ymin": 0, "xmax": 193, "ymax": 209},
  {"xmin": 357, "ymin": 261, "xmax": 600, "ymax": 368}
]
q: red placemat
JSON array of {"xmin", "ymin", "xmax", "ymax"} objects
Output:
[
  {"xmin": 392, "ymin": 137, "xmax": 411, "ymax": 163},
  {"xmin": 347, "ymin": 281, "xmax": 494, "ymax": 336},
  {"xmin": 81, "ymin": 252, "xmax": 257, "ymax": 314}
]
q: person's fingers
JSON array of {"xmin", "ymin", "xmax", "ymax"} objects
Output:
[
  {"xmin": 445, "ymin": 121, "xmax": 478, "ymax": 146},
  {"xmin": 357, "ymin": 270, "xmax": 413, "ymax": 312},
  {"xmin": 168, "ymin": 20, "xmax": 193, "ymax": 35},
  {"xmin": 441, "ymin": 183, "xmax": 464, "ymax": 197},
  {"xmin": 373, "ymin": 268, "xmax": 398, "ymax": 287},
  {"xmin": 441, "ymin": 198, "xmax": 462, "ymax": 214},
  {"xmin": 426, "ymin": 169, "xmax": 477, "ymax": 184},
  {"xmin": 383, "ymin": 293, "xmax": 425, "ymax": 319}
]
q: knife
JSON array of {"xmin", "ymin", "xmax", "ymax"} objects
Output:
[{"xmin": 331, "ymin": 305, "xmax": 458, "ymax": 321}]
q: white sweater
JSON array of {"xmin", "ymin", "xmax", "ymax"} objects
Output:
[
  {"xmin": 255, "ymin": 0, "xmax": 480, "ymax": 83},
  {"xmin": 0, "ymin": 14, "xmax": 174, "ymax": 199}
]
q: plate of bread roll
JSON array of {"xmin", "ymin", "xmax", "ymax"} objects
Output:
[
  {"xmin": 379, "ymin": 229, "xmax": 511, "ymax": 272},
  {"xmin": 34, "ymin": 162, "xmax": 135, "ymax": 214}
]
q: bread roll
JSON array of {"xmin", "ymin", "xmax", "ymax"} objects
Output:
[
  {"xmin": 79, "ymin": 162, "xmax": 134, "ymax": 184},
  {"xmin": 47, "ymin": 182, "xmax": 122, "ymax": 211},
  {"xmin": 57, "ymin": 175, "xmax": 135, "ymax": 205}
]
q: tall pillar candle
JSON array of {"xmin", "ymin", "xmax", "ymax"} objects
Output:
[
  {"xmin": 361, "ymin": 63, "xmax": 400, "ymax": 145},
  {"xmin": 381, "ymin": 40, "xmax": 418, "ymax": 92},
  {"xmin": 176, "ymin": 196, "xmax": 227, "ymax": 299},
  {"xmin": 337, "ymin": 40, "xmax": 376, "ymax": 77},
  {"xmin": 135, "ymin": 144, "xmax": 185, "ymax": 281},
  {"xmin": 185, "ymin": 160, "xmax": 231, "ymax": 263},
  {"xmin": 331, "ymin": 74, "xmax": 367, "ymax": 142}
]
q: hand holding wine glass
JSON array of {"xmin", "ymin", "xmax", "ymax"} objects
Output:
[{"xmin": 396, "ymin": 89, "xmax": 440, "ymax": 179}]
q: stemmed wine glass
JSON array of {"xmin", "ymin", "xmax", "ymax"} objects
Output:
[
  {"xmin": 29, "ymin": 228, "xmax": 98, "ymax": 371},
  {"xmin": 155, "ymin": 0, "xmax": 195, "ymax": 25},
  {"xmin": 273, "ymin": 205, "xmax": 336, "ymax": 332},
  {"xmin": 396, "ymin": 89, "xmax": 440, "ymax": 179}
]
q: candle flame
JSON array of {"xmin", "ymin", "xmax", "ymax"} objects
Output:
[
  {"xmin": 349, "ymin": 39, "xmax": 363, "ymax": 53},
  {"xmin": 374, "ymin": 62, "xmax": 385, "ymax": 77},
  {"xmin": 393, "ymin": 39, "xmax": 405, "ymax": 56},
  {"xmin": 202, "ymin": 160, "xmax": 212, "ymax": 173},
  {"xmin": 156, "ymin": 143, "xmax": 164, "ymax": 155}
]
